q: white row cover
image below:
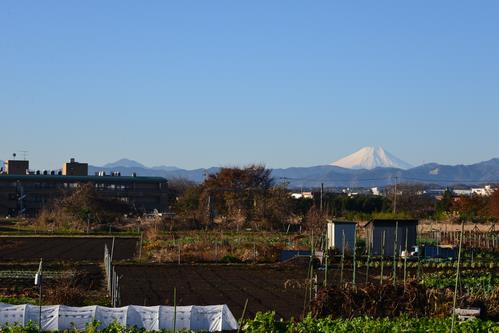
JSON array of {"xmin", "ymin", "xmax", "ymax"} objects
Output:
[{"xmin": 0, "ymin": 303, "xmax": 238, "ymax": 332}]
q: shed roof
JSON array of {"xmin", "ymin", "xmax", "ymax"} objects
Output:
[
  {"xmin": 327, "ymin": 219, "xmax": 357, "ymax": 224},
  {"xmin": 365, "ymin": 219, "xmax": 418, "ymax": 227}
]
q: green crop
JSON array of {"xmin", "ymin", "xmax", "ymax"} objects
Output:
[{"xmin": 242, "ymin": 312, "xmax": 499, "ymax": 333}]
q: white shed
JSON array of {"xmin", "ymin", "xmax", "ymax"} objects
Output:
[{"xmin": 327, "ymin": 220, "xmax": 357, "ymax": 253}]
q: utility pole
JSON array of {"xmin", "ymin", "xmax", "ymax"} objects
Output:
[{"xmin": 320, "ymin": 183, "xmax": 324, "ymax": 213}]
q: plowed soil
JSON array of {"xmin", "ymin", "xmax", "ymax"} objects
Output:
[
  {"xmin": 115, "ymin": 264, "xmax": 311, "ymax": 320},
  {"xmin": 0, "ymin": 236, "xmax": 138, "ymax": 261}
]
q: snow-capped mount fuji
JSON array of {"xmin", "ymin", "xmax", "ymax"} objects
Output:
[
  {"xmin": 84, "ymin": 154, "xmax": 499, "ymax": 187},
  {"xmin": 331, "ymin": 146, "xmax": 413, "ymax": 170}
]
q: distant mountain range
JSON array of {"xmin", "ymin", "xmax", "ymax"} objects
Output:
[
  {"xmin": 89, "ymin": 157, "xmax": 499, "ymax": 188},
  {"xmin": 3, "ymin": 151, "xmax": 499, "ymax": 188},
  {"xmin": 103, "ymin": 158, "xmax": 181, "ymax": 172}
]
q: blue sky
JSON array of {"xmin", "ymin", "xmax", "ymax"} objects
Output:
[{"xmin": 1, "ymin": 1, "xmax": 498, "ymax": 170}]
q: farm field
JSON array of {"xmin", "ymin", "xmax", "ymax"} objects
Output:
[
  {"xmin": 0, "ymin": 262, "xmax": 107, "ymax": 306},
  {"xmin": 0, "ymin": 236, "xmax": 139, "ymax": 261},
  {"xmin": 0, "ymin": 231, "xmax": 497, "ymax": 327},
  {"xmin": 114, "ymin": 263, "xmax": 311, "ymax": 320},
  {"xmin": 0, "ymin": 263, "xmax": 103, "ymax": 289}
]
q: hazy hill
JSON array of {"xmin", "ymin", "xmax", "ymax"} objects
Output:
[{"xmin": 88, "ymin": 158, "xmax": 499, "ymax": 188}]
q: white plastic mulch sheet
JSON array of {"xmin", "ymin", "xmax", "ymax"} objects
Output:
[{"xmin": 0, "ymin": 303, "xmax": 238, "ymax": 332}]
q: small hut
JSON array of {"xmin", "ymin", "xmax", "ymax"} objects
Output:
[
  {"xmin": 366, "ymin": 219, "xmax": 418, "ymax": 256},
  {"xmin": 327, "ymin": 220, "xmax": 357, "ymax": 253}
]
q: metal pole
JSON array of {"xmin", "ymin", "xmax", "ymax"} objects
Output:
[
  {"xmin": 38, "ymin": 258, "xmax": 43, "ymax": 331},
  {"xmin": 173, "ymin": 287, "xmax": 177, "ymax": 333},
  {"xmin": 110, "ymin": 267, "xmax": 114, "ymax": 306},
  {"xmin": 451, "ymin": 221, "xmax": 465, "ymax": 333},
  {"xmin": 112, "ymin": 268, "xmax": 116, "ymax": 307},
  {"xmin": 39, "ymin": 279, "xmax": 42, "ymax": 331}
]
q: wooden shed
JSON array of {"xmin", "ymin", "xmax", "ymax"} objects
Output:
[{"xmin": 365, "ymin": 219, "xmax": 418, "ymax": 256}]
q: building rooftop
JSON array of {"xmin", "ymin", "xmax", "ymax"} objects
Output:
[{"xmin": 0, "ymin": 174, "xmax": 167, "ymax": 183}]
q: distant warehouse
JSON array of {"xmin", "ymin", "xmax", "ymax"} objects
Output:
[{"xmin": 0, "ymin": 158, "xmax": 168, "ymax": 216}]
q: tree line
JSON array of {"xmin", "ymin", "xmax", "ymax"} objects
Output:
[{"xmin": 35, "ymin": 166, "xmax": 499, "ymax": 231}]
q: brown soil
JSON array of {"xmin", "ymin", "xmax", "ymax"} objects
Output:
[
  {"xmin": 114, "ymin": 264, "xmax": 310, "ymax": 320},
  {"xmin": 0, "ymin": 236, "xmax": 138, "ymax": 261}
]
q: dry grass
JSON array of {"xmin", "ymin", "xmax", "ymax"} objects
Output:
[
  {"xmin": 141, "ymin": 230, "xmax": 307, "ymax": 263},
  {"xmin": 312, "ymin": 282, "xmax": 499, "ymax": 320}
]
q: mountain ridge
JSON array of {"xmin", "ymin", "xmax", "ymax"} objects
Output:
[{"xmin": 89, "ymin": 157, "xmax": 499, "ymax": 187}]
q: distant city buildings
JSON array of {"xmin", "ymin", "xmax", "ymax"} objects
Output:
[
  {"xmin": 62, "ymin": 158, "xmax": 88, "ymax": 176},
  {"xmin": 453, "ymin": 185, "xmax": 495, "ymax": 197},
  {"xmin": 0, "ymin": 158, "xmax": 168, "ymax": 216},
  {"xmin": 290, "ymin": 191, "xmax": 314, "ymax": 199}
]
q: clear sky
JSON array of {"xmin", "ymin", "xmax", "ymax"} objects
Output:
[{"xmin": 1, "ymin": 1, "xmax": 498, "ymax": 170}]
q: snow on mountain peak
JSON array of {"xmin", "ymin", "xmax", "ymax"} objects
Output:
[{"xmin": 331, "ymin": 146, "xmax": 413, "ymax": 170}]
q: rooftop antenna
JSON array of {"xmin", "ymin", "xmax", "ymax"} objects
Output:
[
  {"xmin": 12, "ymin": 153, "xmax": 16, "ymax": 160},
  {"xmin": 19, "ymin": 150, "xmax": 28, "ymax": 161}
]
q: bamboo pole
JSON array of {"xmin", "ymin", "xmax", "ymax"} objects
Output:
[
  {"xmin": 253, "ymin": 241, "xmax": 257, "ymax": 262},
  {"xmin": 324, "ymin": 252, "xmax": 328, "ymax": 288},
  {"xmin": 340, "ymin": 230, "xmax": 345, "ymax": 285},
  {"xmin": 324, "ymin": 230, "xmax": 328, "ymax": 288},
  {"xmin": 237, "ymin": 299, "xmax": 249, "ymax": 333},
  {"xmin": 393, "ymin": 221, "xmax": 399, "ymax": 286},
  {"xmin": 416, "ymin": 236, "xmax": 422, "ymax": 281},
  {"xmin": 302, "ymin": 232, "xmax": 314, "ymax": 317},
  {"xmin": 177, "ymin": 240, "xmax": 181, "ymax": 265},
  {"xmin": 380, "ymin": 230, "xmax": 386, "ymax": 285},
  {"xmin": 138, "ymin": 232, "xmax": 143, "ymax": 261},
  {"xmin": 451, "ymin": 221, "xmax": 465, "ymax": 333},
  {"xmin": 309, "ymin": 231, "xmax": 314, "ymax": 306},
  {"xmin": 352, "ymin": 228, "xmax": 357, "ymax": 286},
  {"xmin": 111, "ymin": 236, "xmax": 116, "ymax": 262},
  {"xmin": 403, "ymin": 227, "xmax": 408, "ymax": 288},
  {"xmin": 365, "ymin": 228, "xmax": 371, "ymax": 284}
]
